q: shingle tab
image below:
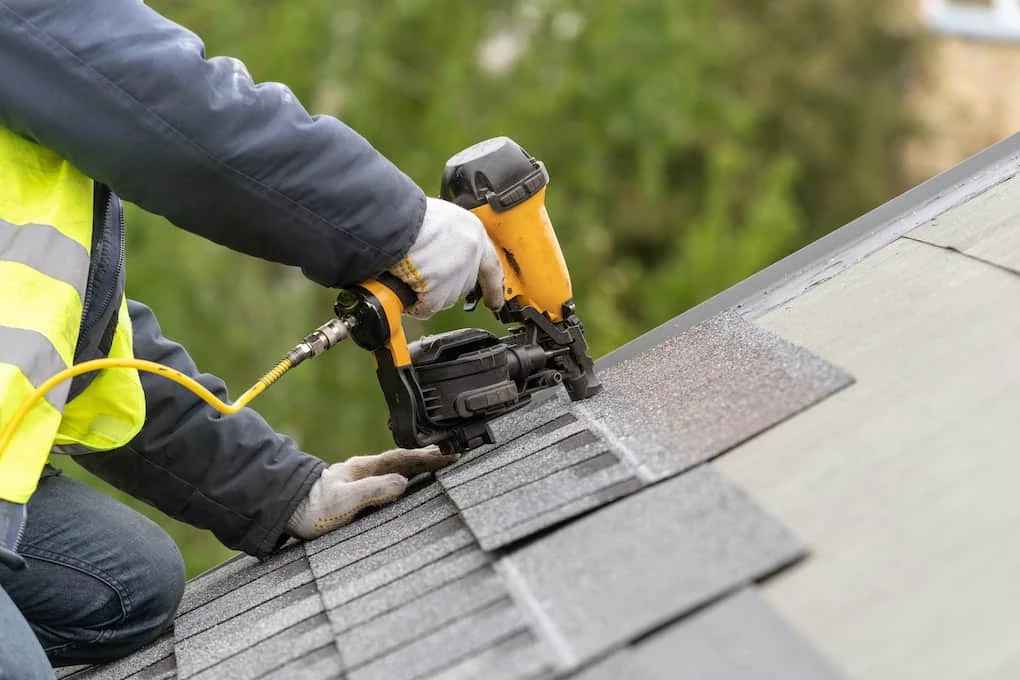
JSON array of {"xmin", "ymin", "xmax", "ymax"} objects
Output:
[
  {"xmin": 424, "ymin": 631, "xmax": 554, "ymax": 680},
  {"xmin": 260, "ymin": 642, "xmax": 342, "ymax": 680},
  {"xmin": 460, "ymin": 455, "xmax": 639, "ymax": 552},
  {"xmin": 502, "ymin": 465, "xmax": 805, "ymax": 668},
  {"xmin": 439, "ymin": 312, "xmax": 850, "ymax": 550},
  {"xmin": 572, "ymin": 589, "xmax": 843, "ymax": 679},
  {"xmin": 334, "ymin": 566, "xmax": 506, "ymax": 669},
  {"xmin": 346, "ymin": 599, "xmax": 535, "ymax": 680},
  {"xmin": 189, "ymin": 613, "xmax": 334, "ymax": 680},
  {"xmin": 65, "ymin": 632, "xmax": 174, "ymax": 680},
  {"xmin": 127, "ymin": 654, "xmax": 177, "ymax": 680},
  {"xmin": 584, "ymin": 312, "xmax": 852, "ymax": 481},
  {"xmin": 177, "ymin": 542, "xmax": 305, "ymax": 617},
  {"xmin": 174, "ymin": 554, "xmax": 313, "ymax": 641},
  {"xmin": 313, "ymin": 515, "xmax": 475, "ymax": 608},
  {"xmin": 307, "ymin": 495, "xmax": 460, "ymax": 579},
  {"xmin": 174, "ymin": 581, "xmax": 322, "ymax": 678},
  {"xmin": 331, "ymin": 548, "xmax": 488, "ymax": 629}
]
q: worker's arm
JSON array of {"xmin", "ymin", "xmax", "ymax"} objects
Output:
[
  {"xmin": 74, "ymin": 301, "xmax": 325, "ymax": 558},
  {"xmin": 0, "ymin": 0, "xmax": 423, "ymax": 287}
]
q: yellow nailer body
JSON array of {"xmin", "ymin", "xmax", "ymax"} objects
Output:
[{"xmin": 340, "ymin": 137, "xmax": 601, "ymax": 453}]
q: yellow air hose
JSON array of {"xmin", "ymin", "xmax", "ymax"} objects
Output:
[{"xmin": 0, "ymin": 317, "xmax": 350, "ymax": 462}]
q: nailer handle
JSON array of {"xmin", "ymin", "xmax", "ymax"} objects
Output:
[{"xmin": 373, "ymin": 272, "xmax": 418, "ymax": 311}]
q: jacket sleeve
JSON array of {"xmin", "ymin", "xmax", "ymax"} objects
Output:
[
  {"xmin": 74, "ymin": 301, "xmax": 325, "ymax": 559},
  {"xmin": 0, "ymin": 0, "xmax": 425, "ymax": 287}
]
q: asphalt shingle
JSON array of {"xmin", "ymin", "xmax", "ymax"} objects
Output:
[
  {"xmin": 174, "ymin": 581, "xmax": 322, "ymax": 678},
  {"xmin": 176, "ymin": 542, "xmax": 305, "ymax": 617},
  {"xmin": 572, "ymin": 588, "xmax": 843, "ymax": 679},
  {"xmin": 502, "ymin": 465, "xmax": 805, "ymax": 668},
  {"xmin": 324, "ymin": 542, "xmax": 487, "ymax": 632},
  {"xmin": 334, "ymin": 565, "xmax": 506, "ymax": 669},
  {"xmin": 439, "ymin": 312, "xmax": 850, "ymax": 551},
  {"xmin": 313, "ymin": 515, "xmax": 475, "ymax": 608},
  {"xmin": 321, "ymin": 542, "xmax": 488, "ymax": 617},
  {"xmin": 424, "ymin": 631, "xmax": 554, "ymax": 680},
  {"xmin": 189, "ymin": 613, "xmax": 334, "ymax": 680},
  {"xmin": 174, "ymin": 554, "xmax": 313, "ymax": 641},
  {"xmin": 259, "ymin": 642, "xmax": 342, "ymax": 680},
  {"xmin": 583, "ymin": 312, "xmax": 852, "ymax": 482},
  {"xmin": 345, "ymin": 598, "xmax": 538, "ymax": 680},
  {"xmin": 459, "ymin": 453, "xmax": 639, "ymax": 551},
  {"xmin": 307, "ymin": 494, "xmax": 460, "ymax": 580},
  {"xmin": 65, "ymin": 632, "xmax": 175, "ymax": 680}
]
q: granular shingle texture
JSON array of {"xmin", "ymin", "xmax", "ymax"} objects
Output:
[
  {"xmin": 62, "ymin": 310, "xmax": 848, "ymax": 680},
  {"xmin": 502, "ymin": 466, "xmax": 804, "ymax": 668},
  {"xmin": 572, "ymin": 588, "xmax": 844, "ymax": 680},
  {"xmin": 437, "ymin": 311, "xmax": 851, "ymax": 550}
]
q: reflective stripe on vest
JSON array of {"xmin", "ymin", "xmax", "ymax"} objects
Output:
[{"xmin": 0, "ymin": 127, "xmax": 145, "ymax": 503}]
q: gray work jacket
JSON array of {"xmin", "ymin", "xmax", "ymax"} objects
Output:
[{"xmin": 0, "ymin": 0, "xmax": 426, "ymax": 558}]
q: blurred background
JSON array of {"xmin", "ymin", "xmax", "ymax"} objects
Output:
[{"xmin": 56, "ymin": 0, "xmax": 1020, "ymax": 575}]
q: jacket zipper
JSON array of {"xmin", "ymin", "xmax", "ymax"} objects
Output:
[
  {"xmin": 79, "ymin": 192, "xmax": 125, "ymax": 340},
  {"xmin": 13, "ymin": 511, "xmax": 26, "ymax": 552},
  {"xmin": 75, "ymin": 191, "xmax": 110, "ymax": 341}
]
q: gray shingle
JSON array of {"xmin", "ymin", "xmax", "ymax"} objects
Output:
[
  {"xmin": 189, "ymin": 613, "xmax": 334, "ymax": 680},
  {"xmin": 177, "ymin": 542, "xmax": 305, "ymax": 617},
  {"xmin": 346, "ymin": 599, "xmax": 534, "ymax": 680},
  {"xmin": 334, "ymin": 566, "xmax": 506, "ymax": 669},
  {"xmin": 476, "ymin": 477, "xmax": 643, "ymax": 551},
  {"xmin": 571, "ymin": 588, "xmax": 843, "ymax": 679},
  {"xmin": 583, "ymin": 312, "xmax": 852, "ymax": 481},
  {"xmin": 260, "ymin": 642, "xmax": 342, "ymax": 680},
  {"xmin": 307, "ymin": 495, "xmax": 459, "ymax": 579},
  {"xmin": 502, "ymin": 465, "xmax": 804, "ymax": 668},
  {"xmin": 175, "ymin": 555, "xmax": 313, "ymax": 640},
  {"xmin": 327, "ymin": 546, "xmax": 491, "ymax": 631},
  {"xmin": 461, "ymin": 455, "xmax": 639, "ymax": 551},
  {"xmin": 66, "ymin": 632, "xmax": 174, "ymax": 680},
  {"xmin": 425, "ymin": 631, "xmax": 554, "ymax": 680},
  {"xmin": 127, "ymin": 654, "xmax": 177, "ymax": 680},
  {"xmin": 314, "ymin": 515, "xmax": 476, "ymax": 613},
  {"xmin": 443, "ymin": 430, "xmax": 602, "ymax": 507},
  {"xmin": 438, "ymin": 416, "xmax": 589, "ymax": 490},
  {"xmin": 175, "ymin": 581, "xmax": 322, "ymax": 678},
  {"xmin": 437, "ymin": 312, "xmax": 851, "ymax": 550}
]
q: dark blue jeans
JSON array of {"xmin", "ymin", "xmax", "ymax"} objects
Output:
[{"xmin": 0, "ymin": 467, "xmax": 185, "ymax": 678}]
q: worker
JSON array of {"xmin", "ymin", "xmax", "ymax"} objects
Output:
[{"xmin": 0, "ymin": 2, "xmax": 505, "ymax": 677}]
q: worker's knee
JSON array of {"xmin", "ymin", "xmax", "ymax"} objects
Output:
[
  {"xmin": 41, "ymin": 518, "xmax": 185, "ymax": 664},
  {"xmin": 112, "ymin": 521, "xmax": 185, "ymax": 650}
]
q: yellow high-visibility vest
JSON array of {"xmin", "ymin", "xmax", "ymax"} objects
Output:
[{"xmin": 0, "ymin": 127, "xmax": 145, "ymax": 503}]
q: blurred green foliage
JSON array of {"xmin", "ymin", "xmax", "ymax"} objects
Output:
[{"xmin": 59, "ymin": 0, "xmax": 919, "ymax": 576}]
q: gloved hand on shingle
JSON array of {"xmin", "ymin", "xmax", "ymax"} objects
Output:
[
  {"xmin": 390, "ymin": 197, "xmax": 504, "ymax": 320},
  {"xmin": 286, "ymin": 446, "xmax": 456, "ymax": 540},
  {"xmin": 0, "ymin": 500, "xmax": 27, "ymax": 571}
]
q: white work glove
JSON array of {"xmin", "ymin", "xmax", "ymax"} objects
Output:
[
  {"xmin": 390, "ymin": 197, "xmax": 504, "ymax": 320},
  {"xmin": 286, "ymin": 446, "xmax": 456, "ymax": 540}
]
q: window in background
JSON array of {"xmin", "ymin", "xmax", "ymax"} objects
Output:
[{"xmin": 924, "ymin": 0, "xmax": 1020, "ymax": 40}]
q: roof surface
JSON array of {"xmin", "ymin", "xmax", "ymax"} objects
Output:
[{"xmin": 60, "ymin": 130, "xmax": 1020, "ymax": 680}]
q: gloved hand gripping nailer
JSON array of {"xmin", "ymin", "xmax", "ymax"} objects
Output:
[{"xmin": 337, "ymin": 137, "xmax": 602, "ymax": 453}]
